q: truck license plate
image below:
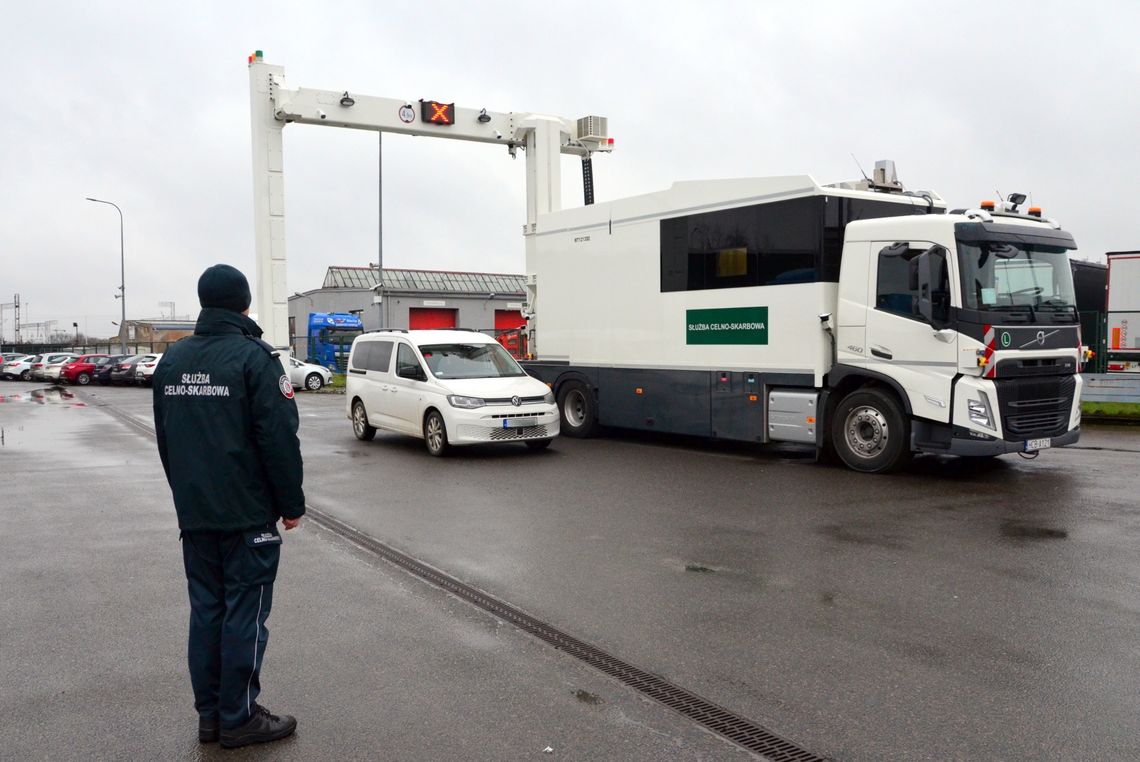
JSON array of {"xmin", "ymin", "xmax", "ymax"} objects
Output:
[{"xmin": 1024, "ymin": 438, "xmax": 1052, "ymax": 452}]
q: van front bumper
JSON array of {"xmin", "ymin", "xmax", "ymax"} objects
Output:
[{"xmin": 449, "ymin": 407, "xmax": 560, "ymax": 445}]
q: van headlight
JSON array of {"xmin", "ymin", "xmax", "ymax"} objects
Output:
[
  {"xmin": 968, "ymin": 391, "xmax": 995, "ymax": 430},
  {"xmin": 543, "ymin": 390, "xmax": 554, "ymax": 405},
  {"xmin": 447, "ymin": 395, "xmax": 486, "ymax": 409}
]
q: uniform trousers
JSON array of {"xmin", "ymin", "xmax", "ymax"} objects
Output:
[{"xmin": 180, "ymin": 526, "xmax": 281, "ymax": 730}]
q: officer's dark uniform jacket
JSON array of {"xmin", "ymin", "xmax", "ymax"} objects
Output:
[{"xmin": 153, "ymin": 308, "xmax": 305, "ymax": 531}]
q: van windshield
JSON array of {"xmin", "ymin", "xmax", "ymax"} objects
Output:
[{"xmin": 419, "ymin": 343, "xmax": 525, "ymax": 379}]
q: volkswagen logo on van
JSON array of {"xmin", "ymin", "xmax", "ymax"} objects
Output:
[{"xmin": 511, "ymin": 396, "xmax": 521, "ymax": 407}]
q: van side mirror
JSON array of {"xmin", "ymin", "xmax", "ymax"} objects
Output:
[
  {"xmin": 916, "ymin": 245, "xmax": 950, "ymax": 327},
  {"xmin": 397, "ymin": 365, "xmax": 426, "ymax": 381}
]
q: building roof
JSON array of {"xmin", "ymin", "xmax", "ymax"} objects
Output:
[
  {"xmin": 125, "ymin": 320, "xmax": 197, "ymax": 329},
  {"xmin": 322, "ymin": 266, "xmax": 525, "ymax": 295}
]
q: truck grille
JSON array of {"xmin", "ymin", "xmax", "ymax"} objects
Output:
[{"xmin": 994, "ymin": 376, "xmax": 1076, "ymax": 439}]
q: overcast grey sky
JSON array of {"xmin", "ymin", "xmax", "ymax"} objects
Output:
[{"xmin": 2, "ymin": 0, "xmax": 1137, "ymax": 341}]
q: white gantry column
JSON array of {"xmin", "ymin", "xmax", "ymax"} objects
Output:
[{"xmin": 249, "ymin": 58, "xmax": 290, "ymax": 350}]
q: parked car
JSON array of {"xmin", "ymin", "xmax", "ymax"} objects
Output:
[
  {"xmin": 346, "ymin": 329, "xmax": 558, "ymax": 456},
  {"xmin": 0, "ymin": 352, "xmax": 31, "ymax": 366},
  {"xmin": 109, "ymin": 355, "xmax": 144, "ymax": 385},
  {"xmin": 135, "ymin": 354, "xmax": 163, "ymax": 386},
  {"xmin": 93, "ymin": 355, "xmax": 131, "ymax": 385},
  {"xmin": 44, "ymin": 355, "xmax": 80, "ymax": 383},
  {"xmin": 30, "ymin": 353, "xmax": 77, "ymax": 382},
  {"xmin": 284, "ymin": 356, "xmax": 332, "ymax": 391},
  {"xmin": 59, "ymin": 354, "xmax": 112, "ymax": 385},
  {"xmin": 1, "ymin": 354, "xmax": 33, "ymax": 379}
]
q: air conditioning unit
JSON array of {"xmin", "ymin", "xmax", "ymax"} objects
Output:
[{"xmin": 576, "ymin": 116, "xmax": 608, "ymax": 142}]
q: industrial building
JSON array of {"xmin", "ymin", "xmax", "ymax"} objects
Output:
[{"xmin": 288, "ymin": 266, "xmax": 527, "ymax": 359}]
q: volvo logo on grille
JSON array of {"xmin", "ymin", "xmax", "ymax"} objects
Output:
[
  {"xmin": 1018, "ymin": 329, "xmax": 1060, "ymax": 349},
  {"xmin": 511, "ymin": 396, "xmax": 521, "ymax": 407}
]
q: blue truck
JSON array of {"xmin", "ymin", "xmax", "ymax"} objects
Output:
[{"xmin": 307, "ymin": 312, "xmax": 363, "ymax": 372}]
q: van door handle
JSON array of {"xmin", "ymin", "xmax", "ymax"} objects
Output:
[
  {"xmin": 870, "ymin": 347, "xmax": 893, "ymax": 360},
  {"xmin": 348, "ymin": 369, "xmax": 365, "ymax": 375}
]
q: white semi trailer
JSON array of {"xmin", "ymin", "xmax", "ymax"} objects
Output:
[
  {"xmin": 1105, "ymin": 250, "xmax": 1140, "ymax": 372},
  {"xmin": 522, "ymin": 165, "xmax": 1085, "ymax": 472}
]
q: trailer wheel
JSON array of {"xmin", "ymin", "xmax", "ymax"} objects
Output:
[
  {"xmin": 558, "ymin": 380, "xmax": 598, "ymax": 438},
  {"xmin": 831, "ymin": 388, "xmax": 911, "ymax": 473}
]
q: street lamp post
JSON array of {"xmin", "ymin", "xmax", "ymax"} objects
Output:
[{"xmin": 86, "ymin": 197, "xmax": 125, "ymax": 353}]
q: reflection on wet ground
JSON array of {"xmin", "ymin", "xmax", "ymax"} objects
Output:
[{"xmin": 0, "ymin": 386, "xmax": 86, "ymax": 406}]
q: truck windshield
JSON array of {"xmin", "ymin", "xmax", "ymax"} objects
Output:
[
  {"xmin": 324, "ymin": 328, "xmax": 362, "ymax": 346},
  {"xmin": 958, "ymin": 242, "xmax": 1077, "ymax": 314},
  {"xmin": 419, "ymin": 343, "xmax": 526, "ymax": 379}
]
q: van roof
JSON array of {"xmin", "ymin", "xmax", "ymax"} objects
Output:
[{"xmin": 357, "ymin": 329, "xmax": 497, "ymax": 346}]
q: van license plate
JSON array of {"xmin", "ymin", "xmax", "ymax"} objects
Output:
[
  {"xmin": 1024, "ymin": 438, "xmax": 1051, "ymax": 452},
  {"xmin": 502, "ymin": 419, "xmax": 528, "ymax": 428}
]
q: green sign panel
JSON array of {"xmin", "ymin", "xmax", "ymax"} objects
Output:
[{"xmin": 686, "ymin": 307, "xmax": 768, "ymax": 345}]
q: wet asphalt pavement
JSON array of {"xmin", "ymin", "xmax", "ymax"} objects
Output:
[{"xmin": 2, "ymin": 381, "xmax": 1138, "ymax": 760}]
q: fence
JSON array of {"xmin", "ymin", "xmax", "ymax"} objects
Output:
[{"xmin": 0, "ymin": 341, "xmax": 178, "ymax": 356}]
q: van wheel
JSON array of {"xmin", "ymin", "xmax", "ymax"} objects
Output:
[
  {"xmin": 424, "ymin": 410, "xmax": 450, "ymax": 457},
  {"xmin": 831, "ymin": 388, "xmax": 911, "ymax": 473},
  {"xmin": 558, "ymin": 380, "xmax": 598, "ymax": 438},
  {"xmin": 305, "ymin": 373, "xmax": 323, "ymax": 391},
  {"xmin": 352, "ymin": 400, "xmax": 376, "ymax": 441}
]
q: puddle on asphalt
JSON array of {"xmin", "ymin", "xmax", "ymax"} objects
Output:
[
  {"xmin": 1000, "ymin": 521, "xmax": 1068, "ymax": 541},
  {"xmin": 0, "ymin": 386, "xmax": 87, "ymax": 407}
]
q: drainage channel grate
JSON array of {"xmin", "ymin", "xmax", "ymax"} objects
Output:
[
  {"xmin": 307, "ymin": 506, "xmax": 826, "ymax": 762},
  {"xmin": 94, "ymin": 397, "xmax": 825, "ymax": 761}
]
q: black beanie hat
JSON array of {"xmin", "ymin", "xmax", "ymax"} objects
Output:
[{"xmin": 198, "ymin": 264, "xmax": 252, "ymax": 313}]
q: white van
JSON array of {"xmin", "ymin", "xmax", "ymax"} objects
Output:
[{"xmin": 346, "ymin": 330, "xmax": 559, "ymax": 455}]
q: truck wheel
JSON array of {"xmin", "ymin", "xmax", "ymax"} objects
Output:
[
  {"xmin": 352, "ymin": 400, "xmax": 376, "ymax": 441},
  {"xmin": 558, "ymin": 380, "xmax": 598, "ymax": 438},
  {"xmin": 832, "ymin": 388, "xmax": 911, "ymax": 473},
  {"xmin": 423, "ymin": 410, "xmax": 450, "ymax": 457}
]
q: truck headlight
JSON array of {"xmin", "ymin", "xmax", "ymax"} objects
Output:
[
  {"xmin": 968, "ymin": 392, "xmax": 995, "ymax": 430},
  {"xmin": 447, "ymin": 395, "xmax": 486, "ymax": 409}
]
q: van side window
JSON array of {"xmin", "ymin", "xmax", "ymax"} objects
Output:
[
  {"xmin": 396, "ymin": 343, "xmax": 421, "ymax": 376},
  {"xmin": 354, "ymin": 341, "xmax": 393, "ymax": 372},
  {"xmin": 368, "ymin": 341, "xmax": 393, "ymax": 372}
]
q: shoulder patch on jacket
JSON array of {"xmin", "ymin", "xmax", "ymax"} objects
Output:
[{"xmin": 279, "ymin": 375, "xmax": 295, "ymax": 399}]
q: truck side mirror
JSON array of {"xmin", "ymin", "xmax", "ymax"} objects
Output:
[{"xmin": 916, "ymin": 246, "xmax": 950, "ymax": 327}]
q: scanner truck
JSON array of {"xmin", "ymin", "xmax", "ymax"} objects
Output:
[
  {"xmin": 245, "ymin": 59, "xmax": 1083, "ymax": 472},
  {"xmin": 521, "ymin": 162, "xmax": 1085, "ymax": 472}
]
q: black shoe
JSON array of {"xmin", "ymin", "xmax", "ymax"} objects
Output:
[
  {"xmin": 219, "ymin": 704, "xmax": 297, "ymax": 749},
  {"xmin": 198, "ymin": 716, "xmax": 220, "ymax": 743}
]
